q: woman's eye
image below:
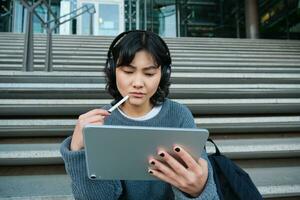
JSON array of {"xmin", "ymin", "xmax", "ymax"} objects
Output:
[
  {"xmin": 124, "ymin": 71, "xmax": 133, "ymax": 74},
  {"xmin": 145, "ymin": 73, "xmax": 155, "ymax": 77}
]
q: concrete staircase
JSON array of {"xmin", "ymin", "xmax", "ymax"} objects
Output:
[{"xmin": 0, "ymin": 32, "xmax": 300, "ymax": 199}]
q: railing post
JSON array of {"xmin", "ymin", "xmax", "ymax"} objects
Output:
[
  {"xmin": 89, "ymin": 12, "xmax": 93, "ymax": 35},
  {"xmin": 128, "ymin": 0, "xmax": 132, "ymax": 30},
  {"xmin": 245, "ymin": 0, "xmax": 259, "ymax": 39},
  {"xmin": 45, "ymin": 29, "xmax": 53, "ymax": 71},
  {"xmin": 21, "ymin": 0, "xmax": 43, "ymax": 71},
  {"xmin": 23, "ymin": 9, "xmax": 34, "ymax": 71}
]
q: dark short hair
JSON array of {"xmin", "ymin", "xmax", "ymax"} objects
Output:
[{"xmin": 104, "ymin": 30, "xmax": 172, "ymax": 106}]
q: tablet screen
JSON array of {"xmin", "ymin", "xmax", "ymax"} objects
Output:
[{"xmin": 83, "ymin": 125, "xmax": 209, "ymax": 180}]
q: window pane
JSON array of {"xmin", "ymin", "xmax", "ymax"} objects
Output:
[
  {"xmin": 82, "ymin": 3, "xmax": 93, "ymax": 35},
  {"xmin": 98, "ymin": 3, "xmax": 119, "ymax": 36}
]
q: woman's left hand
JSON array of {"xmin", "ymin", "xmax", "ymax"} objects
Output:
[{"xmin": 148, "ymin": 145, "xmax": 208, "ymax": 198}]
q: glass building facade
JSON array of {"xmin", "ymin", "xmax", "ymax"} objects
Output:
[{"xmin": 0, "ymin": 0, "xmax": 299, "ymax": 39}]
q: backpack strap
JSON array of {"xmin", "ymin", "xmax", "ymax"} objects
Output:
[{"xmin": 207, "ymin": 138, "xmax": 221, "ymax": 156}]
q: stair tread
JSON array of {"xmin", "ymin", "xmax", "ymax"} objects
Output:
[
  {"xmin": 0, "ymin": 161, "xmax": 299, "ymax": 198},
  {"xmin": 0, "ymin": 137, "xmax": 299, "ymax": 161}
]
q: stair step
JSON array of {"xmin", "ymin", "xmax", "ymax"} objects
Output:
[
  {"xmin": 0, "ymin": 165, "xmax": 72, "ymax": 199},
  {"xmin": 0, "ymin": 196, "xmax": 74, "ymax": 200},
  {"xmin": 0, "ymin": 119, "xmax": 75, "ymax": 137},
  {"xmin": 1, "ymin": 82, "xmax": 300, "ymax": 99},
  {"xmin": 1, "ymin": 70, "xmax": 300, "ymax": 81},
  {"xmin": 1, "ymin": 57, "xmax": 300, "ymax": 65},
  {"xmin": 2, "ymin": 53, "xmax": 300, "ymax": 63},
  {"xmin": 1, "ymin": 36, "xmax": 299, "ymax": 47},
  {"xmin": 1, "ymin": 32, "xmax": 300, "ymax": 42},
  {"xmin": 0, "ymin": 72, "xmax": 299, "ymax": 84},
  {"xmin": 2, "ymin": 47, "xmax": 300, "ymax": 57},
  {"xmin": 1, "ymin": 48, "xmax": 300, "ymax": 57},
  {"xmin": 0, "ymin": 98, "xmax": 299, "ymax": 115},
  {"xmin": 0, "ymin": 159, "xmax": 299, "ymax": 198},
  {"xmin": 1, "ymin": 67, "xmax": 300, "ymax": 74},
  {"xmin": 1, "ymin": 38, "xmax": 299, "ymax": 46},
  {"xmin": 2, "ymin": 65, "xmax": 300, "ymax": 73},
  {"xmin": 0, "ymin": 116, "xmax": 299, "ymax": 137},
  {"xmin": 1, "ymin": 46, "xmax": 300, "ymax": 56},
  {"xmin": 0, "ymin": 70, "xmax": 299, "ymax": 80},
  {"xmin": 0, "ymin": 137, "xmax": 299, "ymax": 165},
  {"xmin": 197, "ymin": 116, "xmax": 300, "ymax": 133}
]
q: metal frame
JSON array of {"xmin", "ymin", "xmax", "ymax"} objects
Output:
[{"xmin": 20, "ymin": 0, "xmax": 95, "ymax": 72}]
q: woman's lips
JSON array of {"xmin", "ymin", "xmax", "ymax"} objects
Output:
[{"xmin": 130, "ymin": 92, "xmax": 145, "ymax": 98}]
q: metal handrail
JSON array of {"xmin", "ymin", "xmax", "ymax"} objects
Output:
[
  {"xmin": 0, "ymin": 5, "xmax": 12, "ymax": 18},
  {"xmin": 20, "ymin": 0, "xmax": 95, "ymax": 72},
  {"xmin": 48, "ymin": 4, "xmax": 95, "ymax": 25}
]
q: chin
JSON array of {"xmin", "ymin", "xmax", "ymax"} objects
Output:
[{"xmin": 129, "ymin": 97, "xmax": 148, "ymax": 106}]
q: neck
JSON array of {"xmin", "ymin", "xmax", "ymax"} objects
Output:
[{"xmin": 120, "ymin": 101, "xmax": 153, "ymax": 117}]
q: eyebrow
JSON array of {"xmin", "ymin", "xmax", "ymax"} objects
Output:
[{"xmin": 126, "ymin": 64, "xmax": 159, "ymax": 70}]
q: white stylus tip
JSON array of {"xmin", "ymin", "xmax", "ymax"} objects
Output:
[{"xmin": 108, "ymin": 95, "xmax": 129, "ymax": 113}]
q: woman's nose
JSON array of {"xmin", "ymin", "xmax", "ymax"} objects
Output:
[{"xmin": 132, "ymin": 75, "xmax": 144, "ymax": 89}]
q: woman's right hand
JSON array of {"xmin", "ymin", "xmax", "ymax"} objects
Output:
[{"xmin": 70, "ymin": 109, "xmax": 111, "ymax": 151}]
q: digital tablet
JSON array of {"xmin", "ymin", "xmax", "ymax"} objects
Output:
[{"xmin": 83, "ymin": 125, "xmax": 209, "ymax": 180}]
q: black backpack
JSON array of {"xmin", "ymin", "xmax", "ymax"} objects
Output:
[{"xmin": 207, "ymin": 138, "xmax": 263, "ymax": 200}]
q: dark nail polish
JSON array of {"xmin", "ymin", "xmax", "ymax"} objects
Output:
[
  {"xmin": 148, "ymin": 170, "xmax": 153, "ymax": 174},
  {"xmin": 159, "ymin": 152, "xmax": 165, "ymax": 157},
  {"xmin": 175, "ymin": 147, "xmax": 180, "ymax": 152},
  {"xmin": 150, "ymin": 161, "xmax": 155, "ymax": 165}
]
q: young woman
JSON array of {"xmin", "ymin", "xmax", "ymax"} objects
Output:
[{"xmin": 60, "ymin": 30, "xmax": 219, "ymax": 200}]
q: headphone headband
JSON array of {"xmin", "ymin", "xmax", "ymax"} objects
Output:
[
  {"xmin": 106, "ymin": 30, "xmax": 172, "ymax": 82},
  {"xmin": 107, "ymin": 30, "xmax": 171, "ymax": 65}
]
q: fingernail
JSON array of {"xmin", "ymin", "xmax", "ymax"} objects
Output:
[
  {"xmin": 148, "ymin": 170, "xmax": 153, "ymax": 174},
  {"xmin": 150, "ymin": 161, "xmax": 155, "ymax": 165},
  {"xmin": 175, "ymin": 147, "xmax": 181, "ymax": 152},
  {"xmin": 159, "ymin": 152, "xmax": 165, "ymax": 157}
]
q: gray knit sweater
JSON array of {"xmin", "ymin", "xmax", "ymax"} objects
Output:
[{"xmin": 60, "ymin": 98, "xmax": 219, "ymax": 200}]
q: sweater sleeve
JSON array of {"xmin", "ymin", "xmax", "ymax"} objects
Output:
[
  {"xmin": 60, "ymin": 136, "xmax": 123, "ymax": 200},
  {"xmin": 172, "ymin": 105, "xmax": 220, "ymax": 200}
]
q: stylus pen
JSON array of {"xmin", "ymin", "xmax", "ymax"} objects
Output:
[{"xmin": 108, "ymin": 95, "xmax": 129, "ymax": 113}]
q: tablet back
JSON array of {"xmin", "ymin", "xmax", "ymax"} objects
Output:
[{"xmin": 83, "ymin": 125, "xmax": 209, "ymax": 180}]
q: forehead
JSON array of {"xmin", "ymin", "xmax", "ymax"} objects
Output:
[{"xmin": 128, "ymin": 50, "xmax": 158, "ymax": 69}]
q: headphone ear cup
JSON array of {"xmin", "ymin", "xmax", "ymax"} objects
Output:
[
  {"xmin": 166, "ymin": 66, "xmax": 171, "ymax": 79},
  {"xmin": 161, "ymin": 65, "xmax": 171, "ymax": 82}
]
